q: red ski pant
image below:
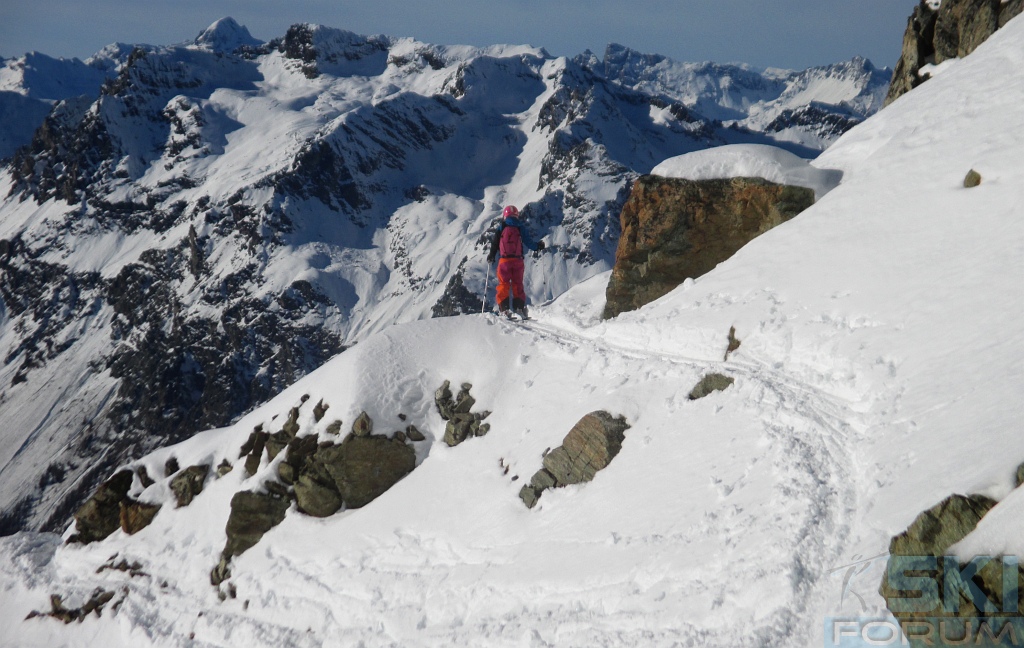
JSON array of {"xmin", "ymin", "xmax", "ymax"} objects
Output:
[{"xmin": 495, "ymin": 257, "xmax": 525, "ymax": 307}]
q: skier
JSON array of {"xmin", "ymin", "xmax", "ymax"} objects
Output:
[{"xmin": 486, "ymin": 205, "xmax": 545, "ymax": 319}]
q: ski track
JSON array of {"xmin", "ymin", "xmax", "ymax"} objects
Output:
[{"xmin": 0, "ymin": 310, "xmax": 864, "ymax": 647}]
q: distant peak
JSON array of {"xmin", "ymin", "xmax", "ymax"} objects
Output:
[{"xmin": 194, "ymin": 17, "xmax": 262, "ymax": 52}]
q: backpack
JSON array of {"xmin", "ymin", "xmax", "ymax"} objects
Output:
[{"xmin": 499, "ymin": 223, "xmax": 523, "ymax": 258}]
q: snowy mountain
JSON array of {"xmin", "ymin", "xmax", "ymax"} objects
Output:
[
  {"xmin": 1, "ymin": 11, "xmax": 1021, "ymax": 645},
  {"xmin": 0, "ymin": 19, "xmax": 891, "ymax": 537}
]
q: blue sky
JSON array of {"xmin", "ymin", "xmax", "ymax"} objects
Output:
[{"xmin": 1, "ymin": 0, "xmax": 916, "ymax": 70}]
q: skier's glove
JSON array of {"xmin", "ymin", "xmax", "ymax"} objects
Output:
[
  {"xmin": 536, "ymin": 241, "xmax": 546, "ymax": 251},
  {"xmin": 487, "ymin": 254, "xmax": 495, "ymax": 263}
]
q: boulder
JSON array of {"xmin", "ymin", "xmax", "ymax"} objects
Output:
[
  {"xmin": 242, "ymin": 428, "xmax": 269, "ymax": 476},
  {"xmin": 313, "ymin": 399, "xmax": 329, "ymax": 422},
  {"xmin": 963, "ymin": 169, "xmax": 982, "ymax": 188},
  {"xmin": 69, "ymin": 470, "xmax": 134, "ymax": 544},
  {"xmin": 688, "ymin": 373, "xmax": 735, "ymax": 400},
  {"xmin": 406, "ymin": 425, "xmax": 425, "ymax": 442},
  {"xmin": 934, "ymin": 0, "xmax": 1000, "ymax": 63},
  {"xmin": 603, "ymin": 176, "xmax": 813, "ymax": 319},
  {"xmin": 352, "ymin": 411, "xmax": 373, "ymax": 437},
  {"xmin": 435, "ymin": 380, "xmax": 490, "ymax": 447},
  {"xmin": 520, "ymin": 411, "xmax": 630, "ymax": 508},
  {"xmin": 884, "ymin": 2, "xmax": 938, "ymax": 106},
  {"xmin": 294, "ymin": 472, "xmax": 343, "ymax": 517},
  {"xmin": 320, "ymin": 437, "xmax": 416, "ymax": 508},
  {"xmin": 879, "ymin": 493, "xmax": 998, "ymax": 634},
  {"xmin": 222, "ymin": 490, "xmax": 291, "ymax": 558},
  {"xmin": 119, "ymin": 499, "xmax": 161, "ymax": 535},
  {"xmin": 169, "ymin": 464, "xmax": 210, "ymax": 507},
  {"xmin": 1016, "ymin": 461, "xmax": 1024, "ymax": 488}
]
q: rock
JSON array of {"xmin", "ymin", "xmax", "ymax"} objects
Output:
[
  {"xmin": 603, "ymin": 176, "xmax": 814, "ymax": 318},
  {"xmin": 879, "ymin": 493, "xmax": 998, "ymax": 630},
  {"xmin": 119, "ymin": 499, "xmax": 161, "ymax": 534},
  {"xmin": 325, "ymin": 420, "xmax": 342, "ymax": 435},
  {"xmin": 136, "ymin": 465, "xmax": 155, "ymax": 488},
  {"xmin": 519, "ymin": 412, "xmax": 630, "ymax": 508},
  {"xmin": 29, "ymin": 588, "xmax": 116, "ymax": 624},
  {"xmin": 1016, "ymin": 462, "xmax": 1024, "ymax": 488},
  {"xmin": 352, "ymin": 411, "xmax": 373, "ymax": 437},
  {"xmin": 405, "ymin": 424, "xmax": 425, "ymax": 442},
  {"xmin": 319, "ymin": 437, "xmax": 416, "ymax": 508},
  {"xmin": 243, "ymin": 430, "xmax": 269, "ymax": 476},
  {"xmin": 886, "ymin": 0, "xmax": 1024, "ymax": 105},
  {"xmin": 170, "ymin": 464, "xmax": 210, "ymax": 507},
  {"xmin": 963, "ymin": 169, "xmax": 982, "ymax": 188},
  {"xmin": 885, "ymin": 2, "xmax": 938, "ymax": 106},
  {"xmin": 313, "ymin": 399, "xmax": 328, "ymax": 422},
  {"xmin": 216, "ymin": 459, "xmax": 233, "ymax": 477},
  {"xmin": 265, "ymin": 431, "xmax": 291, "ymax": 461},
  {"xmin": 210, "ymin": 556, "xmax": 231, "ymax": 586},
  {"xmin": 394, "ymin": 430, "xmax": 407, "ymax": 443},
  {"xmin": 688, "ymin": 373, "xmax": 735, "ymax": 400},
  {"xmin": 454, "ymin": 383, "xmax": 475, "ymax": 414},
  {"xmin": 294, "ymin": 472, "xmax": 343, "ymax": 517},
  {"xmin": 222, "ymin": 490, "xmax": 291, "ymax": 558},
  {"xmin": 278, "ymin": 434, "xmax": 319, "ymax": 485},
  {"xmin": 725, "ymin": 326, "xmax": 741, "ymax": 360},
  {"xmin": 164, "ymin": 457, "xmax": 180, "ymax": 477},
  {"xmin": 282, "ymin": 406, "xmax": 301, "ymax": 437},
  {"xmin": 934, "ymin": 0, "xmax": 1000, "ymax": 63},
  {"xmin": 435, "ymin": 380, "xmax": 455, "ymax": 420},
  {"xmin": 69, "ymin": 470, "xmax": 134, "ymax": 544}
]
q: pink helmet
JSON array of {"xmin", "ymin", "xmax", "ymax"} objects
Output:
[{"xmin": 502, "ymin": 205, "xmax": 519, "ymax": 219}]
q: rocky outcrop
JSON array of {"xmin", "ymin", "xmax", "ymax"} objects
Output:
[
  {"xmin": 222, "ymin": 490, "xmax": 291, "ymax": 559},
  {"xmin": 294, "ymin": 431, "xmax": 416, "ymax": 516},
  {"xmin": 689, "ymin": 373, "xmax": 735, "ymax": 400},
  {"xmin": 885, "ymin": 0, "xmax": 1024, "ymax": 105},
  {"xmin": 169, "ymin": 464, "xmax": 210, "ymax": 507},
  {"xmin": 119, "ymin": 499, "xmax": 161, "ymax": 535},
  {"xmin": 603, "ymin": 176, "xmax": 814, "ymax": 319},
  {"xmin": 519, "ymin": 411, "xmax": 630, "ymax": 508},
  {"xmin": 67, "ymin": 470, "xmax": 134, "ymax": 544},
  {"xmin": 879, "ymin": 493, "xmax": 1001, "ymax": 643},
  {"xmin": 434, "ymin": 381, "xmax": 491, "ymax": 446}
]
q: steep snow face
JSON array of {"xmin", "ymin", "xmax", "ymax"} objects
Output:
[
  {"xmin": 0, "ymin": 19, "xmax": 892, "ymax": 535},
  {"xmin": 1, "ymin": 13, "xmax": 1021, "ymax": 648}
]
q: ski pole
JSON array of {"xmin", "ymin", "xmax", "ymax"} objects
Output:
[{"xmin": 481, "ymin": 263, "xmax": 490, "ymax": 314}]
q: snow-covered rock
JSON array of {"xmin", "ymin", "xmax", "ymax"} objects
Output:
[{"xmin": 651, "ymin": 143, "xmax": 843, "ymax": 199}]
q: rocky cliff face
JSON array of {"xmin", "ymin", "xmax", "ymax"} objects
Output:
[
  {"xmin": 603, "ymin": 175, "xmax": 814, "ymax": 319},
  {"xmin": 886, "ymin": 0, "xmax": 1024, "ymax": 105}
]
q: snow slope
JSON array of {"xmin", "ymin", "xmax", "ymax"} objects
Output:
[{"xmin": 2, "ymin": 14, "xmax": 1023, "ymax": 648}]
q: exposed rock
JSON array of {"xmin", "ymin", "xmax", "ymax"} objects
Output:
[
  {"xmin": 519, "ymin": 411, "xmax": 630, "ymax": 508},
  {"xmin": 136, "ymin": 465, "xmax": 155, "ymax": 488},
  {"xmin": 278, "ymin": 434, "xmax": 319, "ymax": 485},
  {"xmin": 294, "ymin": 471, "xmax": 343, "ymax": 517},
  {"xmin": 320, "ymin": 437, "xmax": 416, "ymax": 508},
  {"xmin": 434, "ymin": 380, "xmax": 456, "ymax": 420},
  {"xmin": 282, "ymin": 406, "xmax": 301, "ymax": 437},
  {"xmin": 603, "ymin": 176, "xmax": 813, "ymax": 319},
  {"xmin": 886, "ymin": 0, "xmax": 1024, "ymax": 105},
  {"xmin": 352, "ymin": 411, "xmax": 373, "ymax": 437},
  {"xmin": 27, "ymin": 588, "xmax": 117, "ymax": 624},
  {"xmin": 243, "ymin": 429, "xmax": 269, "ymax": 476},
  {"xmin": 435, "ymin": 381, "xmax": 490, "ymax": 447},
  {"xmin": 1016, "ymin": 462, "xmax": 1024, "ymax": 488},
  {"xmin": 216, "ymin": 459, "xmax": 233, "ymax": 477},
  {"xmin": 405, "ymin": 424, "xmax": 425, "ymax": 442},
  {"xmin": 222, "ymin": 490, "xmax": 291, "ymax": 558},
  {"xmin": 934, "ymin": 0, "xmax": 1000, "ymax": 63},
  {"xmin": 164, "ymin": 457, "xmax": 180, "ymax": 478},
  {"xmin": 325, "ymin": 420, "xmax": 343, "ymax": 435},
  {"xmin": 119, "ymin": 499, "xmax": 161, "ymax": 535},
  {"xmin": 879, "ymin": 493, "xmax": 998, "ymax": 635},
  {"xmin": 313, "ymin": 399, "xmax": 328, "ymax": 422},
  {"xmin": 170, "ymin": 464, "xmax": 210, "ymax": 507},
  {"xmin": 689, "ymin": 373, "xmax": 735, "ymax": 400},
  {"xmin": 68, "ymin": 470, "xmax": 134, "ymax": 544},
  {"xmin": 963, "ymin": 169, "xmax": 982, "ymax": 188},
  {"xmin": 725, "ymin": 326, "xmax": 741, "ymax": 360}
]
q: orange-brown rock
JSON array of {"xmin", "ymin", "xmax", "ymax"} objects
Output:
[{"xmin": 602, "ymin": 175, "xmax": 814, "ymax": 319}]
